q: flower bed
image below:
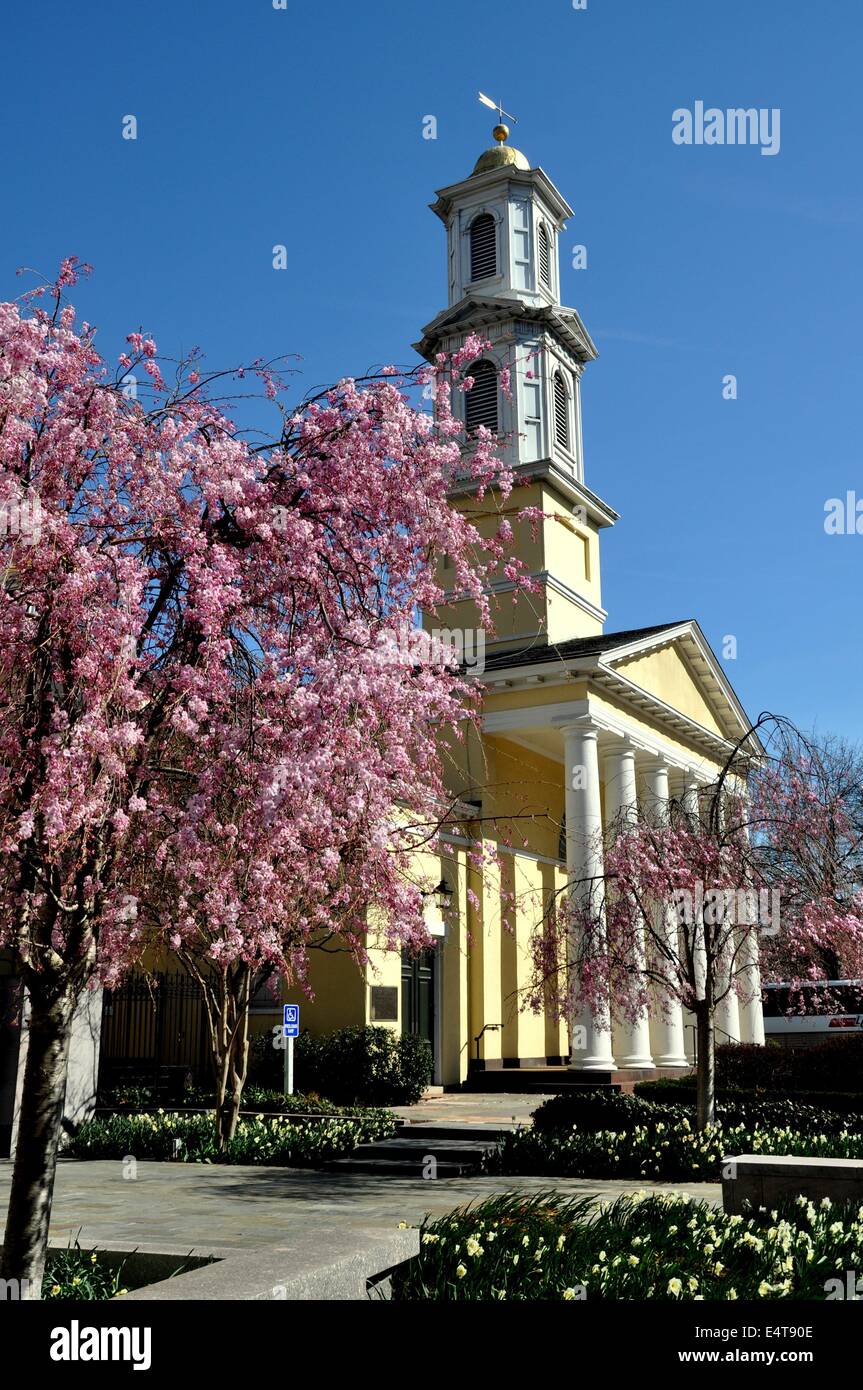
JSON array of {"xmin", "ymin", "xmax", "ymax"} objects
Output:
[
  {"xmin": 64, "ymin": 1108, "xmax": 395, "ymax": 1166},
  {"xmin": 43, "ymin": 1244, "xmax": 130, "ymax": 1300},
  {"xmin": 391, "ymin": 1190, "xmax": 863, "ymax": 1301},
  {"xmin": 492, "ymin": 1116, "xmax": 863, "ymax": 1183}
]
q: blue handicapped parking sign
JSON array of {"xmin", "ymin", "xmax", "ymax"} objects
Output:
[{"xmin": 282, "ymin": 1004, "xmax": 300, "ymax": 1038}]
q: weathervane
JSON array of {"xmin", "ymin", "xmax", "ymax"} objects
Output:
[{"xmin": 478, "ymin": 91, "xmax": 519, "ymax": 130}]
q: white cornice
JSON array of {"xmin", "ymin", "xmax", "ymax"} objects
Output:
[
  {"xmin": 430, "ymin": 164, "xmax": 574, "ymax": 226},
  {"xmin": 482, "ymin": 692, "xmax": 731, "ymax": 771}
]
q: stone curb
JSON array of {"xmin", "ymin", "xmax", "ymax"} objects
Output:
[{"xmin": 119, "ymin": 1225, "xmax": 419, "ymax": 1301}]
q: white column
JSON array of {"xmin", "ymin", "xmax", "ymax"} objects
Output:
[
  {"xmin": 734, "ymin": 808, "xmax": 766, "ymax": 1047},
  {"xmin": 642, "ymin": 759, "xmax": 689, "ymax": 1068},
  {"xmin": 713, "ymin": 787, "xmax": 743, "ymax": 1047},
  {"xmin": 715, "ymin": 945, "xmax": 742, "ymax": 1044},
  {"xmin": 562, "ymin": 719, "xmax": 616, "ymax": 1071},
  {"xmin": 681, "ymin": 770, "xmax": 704, "ymax": 1065},
  {"xmin": 605, "ymin": 740, "xmax": 654, "ymax": 1069},
  {"xmin": 737, "ymin": 920, "xmax": 765, "ymax": 1045}
]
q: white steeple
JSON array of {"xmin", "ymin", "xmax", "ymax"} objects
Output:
[
  {"xmin": 414, "ymin": 123, "xmax": 604, "ymax": 492},
  {"xmin": 416, "ymin": 123, "xmax": 619, "ymax": 651}
]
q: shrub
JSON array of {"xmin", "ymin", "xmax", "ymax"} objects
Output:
[
  {"xmin": 391, "ymin": 1190, "xmax": 863, "ymax": 1301},
  {"xmin": 294, "ymin": 1026, "xmax": 432, "ymax": 1105},
  {"xmin": 635, "ymin": 1075, "xmax": 863, "ymax": 1117},
  {"xmin": 247, "ymin": 1029, "xmax": 283, "ymax": 1089},
  {"xmin": 715, "ymin": 1037, "xmax": 863, "ymax": 1093},
  {"xmin": 64, "ymin": 1107, "xmax": 396, "ymax": 1166},
  {"xmin": 533, "ymin": 1087, "xmax": 855, "ymax": 1138},
  {"xmin": 96, "ymin": 1085, "xmax": 362, "ymax": 1117},
  {"xmin": 532, "ymin": 1089, "xmax": 646, "ymax": 1134}
]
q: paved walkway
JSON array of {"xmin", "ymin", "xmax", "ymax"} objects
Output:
[{"xmin": 0, "ymin": 1158, "xmax": 719, "ymax": 1254}]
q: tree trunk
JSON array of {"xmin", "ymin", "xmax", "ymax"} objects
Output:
[
  {"xmin": 215, "ymin": 1046, "xmax": 248, "ymax": 1149},
  {"xmin": 0, "ymin": 980, "xmax": 75, "ymax": 1298},
  {"xmin": 695, "ymin": 1004, "xmax": 716, "ymax": 1131},
  {"xmin": 213, "ymin": 970, "xmax": 251, "ymax": 1150}
]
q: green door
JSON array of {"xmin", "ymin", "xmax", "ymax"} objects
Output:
[{"xmin": 401, "ymin": 948, "xmax": 436, "ymax": 1061}]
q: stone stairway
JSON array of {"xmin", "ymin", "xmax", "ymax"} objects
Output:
[
  {"xmin": 463, "ymin": 1065, "xmax": 692, "ymax": 1095},
  {"xmin": 325, "ymin": 1122, "xmax": 515, "ymax": 1177}
]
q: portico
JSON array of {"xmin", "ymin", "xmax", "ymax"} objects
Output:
[{"xmin": 480, "ymin": 640, "xmax": 767, "ymax": 1072}]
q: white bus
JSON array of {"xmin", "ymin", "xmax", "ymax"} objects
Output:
[{"xmin": 762, "ymin": 980, "xmax": 863, "ymax": 1041}]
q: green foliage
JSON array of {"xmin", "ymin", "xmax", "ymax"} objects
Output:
[
  {"xmin": 64, "ymin": 1107, "xmax": 395, "ymax": 1166},
  {"xmin": 635, "ymin": 1075, "xmax": 863, "ymax": 1116},
  {"xmin": 493, "ymin": 1114, "xmax": 863, "ymax": 1183},
  {"xmin": 294, "ymin": 1026, "xmax": 433, "ymax": 1105},
  {"xmin": 97, "ymin": 1084, "xmax": 363, "ymax": 1117},
  {"xmin": 239, "ymin": 1087, "xmax": 367, "ymax": 1115},
  {"xmin": 392, "ymin": 1190, "xmax": 863, "ymax": 1301},
  {"xmin": 715, "ymin": 1038, "xmax": 863, "ymax": 1092},
  {"xmin": 247, "ymin": 1029, "xmax": 283, "ymax": 1089},
  {"xmin": 532, "ymin": 1087, "xmax": 856, "ymax": 1138},
  {"xmin": 532, "ymin": 1089, "xmax": 647, "ymax": 1134},
  {"xmin": 43, "ymin": 1242, "xmax": 128, "ymax": 1301}
]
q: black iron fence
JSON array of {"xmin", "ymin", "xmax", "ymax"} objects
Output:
[{"xmin": 99, "ymin": 971, "xmax": 212, "ymax": 1094}]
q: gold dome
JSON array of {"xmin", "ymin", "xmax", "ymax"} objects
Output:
[{"xmin": 471, "ymin": 123, "xmax": 529, "ymax": 176}]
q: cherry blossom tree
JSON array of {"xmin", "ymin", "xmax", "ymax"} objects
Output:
[
  {"xmin": 753, "ymin": 730, "xmax": 863, "ymax": 985},
  {"xmin": 0, "ymin": 260, "xmax": 523, "ymax": 1291},
  {"xmin": 530, "ymin": 718, "xmax": 863, "ymax": 1129}
]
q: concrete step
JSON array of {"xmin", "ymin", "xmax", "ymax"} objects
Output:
[
  {"xmin": 396, "ymin": 1123, "xmax": 516, "ymax": 1143},
  {"xmin": 343, "ymin": 1138, "xmax": 499, "ymax": 1164},
  {"xmin": 325, "ymin": 1121, "xmax": 510, "ymax": 1177},
  {"xmin": 325, "ymin": 1156, "xmax": 479, "ymax": 1177}
]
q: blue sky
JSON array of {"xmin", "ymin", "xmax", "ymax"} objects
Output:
[{"xmin": 3, "ymin": 0, "xmax": 862, "ymax": 741}]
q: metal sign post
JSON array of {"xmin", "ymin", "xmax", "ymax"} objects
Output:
[{"xmin": 282, "ymin": 1004, "xmax": 299, "ymax": 1095}]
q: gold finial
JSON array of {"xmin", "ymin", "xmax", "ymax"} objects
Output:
[{"xmin": 472, "ymin": 93, "xmax": 528, "ymax": 176}]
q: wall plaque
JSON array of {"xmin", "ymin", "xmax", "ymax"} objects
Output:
[{"xmin": 370, "ymin": 986, "xmax": 399, "ymax": 1022}]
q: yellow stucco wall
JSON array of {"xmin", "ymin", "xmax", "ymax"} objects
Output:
[
  {"xmin": 430, "ymin": 480, "xmax": 605, "ymax": 649},
  {"xmin": 613, "ymin": 646, "xmax": 726, "ymax": 737}
]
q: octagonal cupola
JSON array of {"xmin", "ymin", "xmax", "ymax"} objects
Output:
[
  {"xmin": 416, "ymin": 121, "xmax": 619, "ymax": 653},
  {"xmin": 415, "ymin": 123, "xmax": 601, "ymax": 489},
  {"xmin": 431, "ymin": 123, "xmax": 568, "ymax": 309}
]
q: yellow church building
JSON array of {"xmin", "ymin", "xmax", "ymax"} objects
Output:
[
  {"xmin": 73, "ymin": 123, "xmax": 769, "ymax": 1113},
  {"xmin": 283, "ymin": 123, "xmax": 767, "ymax": 1091}
]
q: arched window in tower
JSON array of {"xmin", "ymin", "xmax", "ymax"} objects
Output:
[
  {"xmin": 538, "ymin": 222, "xmax": 552, "ymax": 289},
  {"xmin": 469, "ymin": 213, "xmax": 497, "ymax": 281},
  {"xmin": 553, "ymin": 370, "xmax": 570, "ymax": 451},
  {"xmin": 465, "ymin": 360, "xmax": 499, "ymax": 434}
]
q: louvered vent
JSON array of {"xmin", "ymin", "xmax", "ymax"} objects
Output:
[
  {"xmin": 538, "ymin": 223, "xmax": 551, "ymax": 288},
  {"xmin": 553, "ymin": 372, "xmax": 569, "ymax": 450},
  {"xmin": 470, "ymin": 214, "xmax": 497, "ymax": 281},
  {"xmin": 465, "ymin": 361, "xmax": 499, "ymax": 434}
]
